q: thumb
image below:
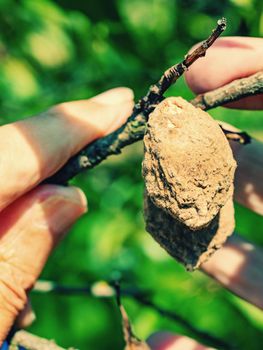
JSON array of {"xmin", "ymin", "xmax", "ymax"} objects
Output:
[{"xmin": 0, "ymin": 184, "xmax": 87, "ymax": 343}]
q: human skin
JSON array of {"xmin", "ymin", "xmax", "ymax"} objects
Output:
[
  {"xmin": 0, "ymin": 87, "xmax": 134, "ymax": 343},
  {"xmin": 148, "ymin": 36, "xmax": 263, "ymax": 350}
]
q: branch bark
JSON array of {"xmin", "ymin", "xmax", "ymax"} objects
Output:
[
  {"xmin": 46, "ymin": 68, "xmax": 260, "ymax": 185},
  {"xmin": 45, "ymin": 18, "xmax": 230, "ymax": 185},
  {"xmin": 191, "ymin": 71, "xmax": 263, "ymax": 110}
]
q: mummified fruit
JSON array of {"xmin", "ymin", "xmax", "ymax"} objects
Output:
[
  {"xmin": 143, "ymin": 97, "xmax": 236, "ymax": 269},
  {"xmin": 143, "ymin": 97, "xmax": 236, "ymax": 230}
]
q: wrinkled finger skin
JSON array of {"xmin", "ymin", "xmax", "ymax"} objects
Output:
[{"xmin": 0, "ymin": 185, "xmax": 87, "ymax": 342}]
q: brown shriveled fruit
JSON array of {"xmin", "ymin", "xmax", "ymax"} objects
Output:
[{"xmin": 143, "ymin": 97, "xmax": 236, "ymax": 269}]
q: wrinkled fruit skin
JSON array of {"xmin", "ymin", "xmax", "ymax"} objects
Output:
[
  {"xmin": 144, "ymin": 194, "xmax": 235, "ymax": 269},
  {"xmin": 143, "ymin": 97, "xmax": 236, "ymax": 230},
  {"xmin": 143, "ymin": 97, "xmax": 236, "ymax": 269}
]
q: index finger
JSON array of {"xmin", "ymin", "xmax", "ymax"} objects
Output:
[
  {"xmin": 0, "ymin": 87, "xmax": 134, "ymax": 211},
  {"xmin": 185, "ymin": 37, "xmax": 263, "ymax": 109}
]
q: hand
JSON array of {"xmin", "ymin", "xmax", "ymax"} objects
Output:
[
  {"xmin": 148, "ymin": 36, "xmax": 263, "ymax": 349},
  {"xmin": 0, "ymin": 87, "xmax": 134, "ymax": 343}
]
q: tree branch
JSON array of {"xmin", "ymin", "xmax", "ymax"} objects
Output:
[
  {"xmin": 30, "ymin": 279, "xmax": 234, "ymax": 349},
  {"xmin": 45, "ymin": 18, "xmax": 229, "ymax": 185},
  {"xmin": 9, "ymin": 330, "xmax": 70, "ymax": 350},
  {"xmin": 191, "ymin": 71, "xmax": 263, "ymax": 110},
  {"xmin": 113, "ymin": 281, "xmax": 151, "ymax": 349},
  {"xmin": 12, "ymin": 276, "xmax": 234, "ymax": 349}
]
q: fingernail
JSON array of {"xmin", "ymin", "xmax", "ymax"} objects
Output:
[
  {"xmin": 55, "ymin": 186, "xmax": 88, "ymax": 210},
  {"xmin": 36, "ymin": 186, "xmax": 88, "ymax": 235},
  {"xmin": 105, "ymin": 100, "xmax": 134, "ymax": 133},
  {"xmin": 37, "ymin": 185, "xmax": 87, "ymax": 208},
  {"xmin": 91, "ymin": 87, "xmax": 134, "ymax": 105}
]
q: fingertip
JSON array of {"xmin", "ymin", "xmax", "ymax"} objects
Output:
[
  {"xmin": 91, "ymin": 87, "xmax": 134, "ymax": 105},
  {"xmin": 55, "ymin": 90, "xmax": 134, "ymax": 144},
  {"xmin": 185, "ymin": 36, "xmax": 263, "ymax": 94},
  {"xmin": 64, "ymin": 186, "xmax": 88, "ymax": 213},
  {"xmin": 30, "ymin": 184, "xmax": 88, "ymax": 214},
  {"xmin": 105, "ymin": 99, "xmax": 134, "ymax": 134},
  {"xmin": 51, "ymin": 185, "xmax": 88, "ymax": 217}
]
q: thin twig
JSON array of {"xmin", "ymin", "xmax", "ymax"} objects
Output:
[
  {"xmin": 191, "ymin": 71, "xmax": 263, "ymax": 110},
  {"xmin": 45, "ymin": 18, "xmax": 227, "ymax": 185},
  {"xmin": 33, "ymin": 279, "xmax": 148, "ymax": 299},
  {"xmin": 113, "ymin": 281, "xmax": 151, "ymax": 349},
  {"xmin": 138, "ymin": 17, "xmax": 227, "ymax": 109},
  {"xmin": 31, "ymin": 280, "xmax": 234, "ymax": 349},
  {"xmin": 191, "ymin": 71, "xmax": 263, "ymax": 144}
]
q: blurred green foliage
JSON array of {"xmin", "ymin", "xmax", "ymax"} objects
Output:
[{"xmin": 0, "ymin": 0, "xmax": 263, "ymax": 349}]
